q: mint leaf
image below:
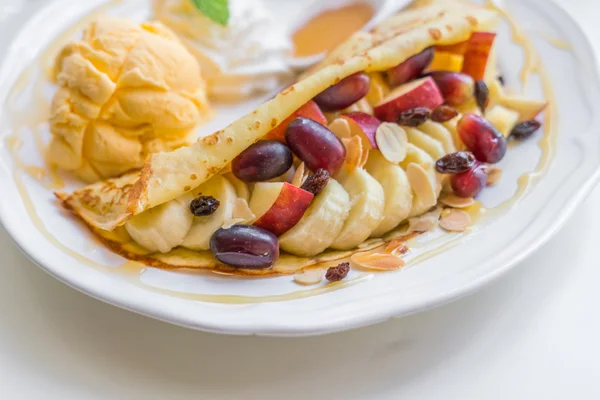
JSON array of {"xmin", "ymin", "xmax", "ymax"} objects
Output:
[{"xmin": 190, "ymin": 0, "xmax": 230, "ymax": 26}]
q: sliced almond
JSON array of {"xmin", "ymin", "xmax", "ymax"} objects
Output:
[
  {"xmin": 440, "ymin": 208, "xmax": 471, "ymax": 232},
  {"xmin": 350, "ymin": 252, "xmax": 406, "ymax": 271},
  {"xmin": 232, "ymin": 198, "xmax": 255, "ymax": 223},
  {"xmin": 294, "ymin": 269, "xmax": 325, "ymax": 285},
  {"xmin": 291, "ymin": 162, "xmax": 305, "ymax": 187},
  {"xmin": 328, "ymin": 118, "xmax": 352, "ymax": 139},
  {"xmin": 222, "ymin": 218, "xmax": 245, "ymax": 230},
  {"xmin": 439, "ymin": 194, "xmax": 475, "ymax": 208},
  {"xmin": 375, "ymin": 122, "xmax": 408, "ymax": 163},
  {"xmin": 342, "ymin": 135, "xmax": 364, "ymax": 171},
  {"xmin": 384, "ymin": 239, "xmax": 408, "ymax": 256},
  {"xmin": 406, "ymin": 163, "xmax": 437, "ymax": 207},
  {"xmin": 486, "ymin": 167, "xmax": 502, "ymax": 186},
  {"xmin": 408, "ymin": 207, "xmax": 443, "ymax": 233}
]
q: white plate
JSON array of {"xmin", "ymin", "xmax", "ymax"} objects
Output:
[{"xmin": 0, "ymin": 0, "xmax": 598, "ymax": 336}]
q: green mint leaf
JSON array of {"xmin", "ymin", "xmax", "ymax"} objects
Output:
[{"xmin": 190, "ymin": 0, "xmax": 230, "ymax": 26}]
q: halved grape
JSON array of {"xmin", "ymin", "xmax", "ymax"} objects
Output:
[
  {"xmin": 313, "ymin": 72, "xmax": 371, "ymax": 111},
  {"xmin": 285, "ymin": 117, "xmax": 346, "ymax": 174},
  {"xmin": 457, "ymin": 114, "xmax": 507, "ymax": 163},
  {"xmin": 232, "ymin": 140, "xmax": 293, "ymax": 182},
  {"xmin": 451, "ymin": 161, "xmax": 487, "ymax": 198},
  {"xmin": 428, "ymin": 71, "xmax": 474, "ymax": 106},
  {"xmin": 387, "ymin": 47, "xmax": 434, "ymax": 86},
  {"xmin": 210, "ymin": 225, "xmax": 279, "ymax": 269}
]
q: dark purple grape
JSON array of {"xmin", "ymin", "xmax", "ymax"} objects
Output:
[
  {"xmin": 285, "ymin": 117, "xmax": 346, "ymax": 174},
  {"xmin": 458, "ymin": 114, "xmax": 507, "ymax": 164},
  {"xmin": 387, "ymin": 47, "xmax": 434, "ymax": 86},
  {"xmin": 451, "ymin": 161, "xmax": 487, "ymax": 198},
  {"xmin": 313, "ymin": 72, "xmax": 370, "ymax": 111},
  {"xmin": 210, "ymin": 225, "xmax": 279, "ymax": 269},
  {"xmin": 232, "ymin": 140, "xmax": 293, "ymax": 182}
]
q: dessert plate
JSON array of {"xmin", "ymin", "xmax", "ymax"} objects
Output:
[{"xmin": 0, "ymin": 0, "xmax": 599, "ymax": 336}]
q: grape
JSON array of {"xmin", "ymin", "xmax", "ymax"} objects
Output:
[
  {"xmin": 285, "ymin": 117, "xmax": 346, "ymax": 174},
  {"xmin": 457, "ymin": 114, "xmax": 507, "ymax": 163},
  {"xmin": 210, "ymin": 225, "xmax": 279, "ymax": 269},
  {"xmin": 387, "ymin": 47, "xmax": 434, "ymax": 86},
  {"xmin": 313, "ymin": 72, "xmax": 370, "ymax": 111},
  {"xmin": 232, "ymin": 140, "xmax": 293, "ymax": 182},
  {"xmin": 428, "ymin": 71, "xmax": 474, "ymax": 106},
  {"xmin": 451, "ymin": 161, "xmax": 487, "ymax": 198}
]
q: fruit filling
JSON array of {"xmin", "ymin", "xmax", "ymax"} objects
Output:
[{"xmin": 117, "ymin": 31, "xmax": 547, "ymax": 272}]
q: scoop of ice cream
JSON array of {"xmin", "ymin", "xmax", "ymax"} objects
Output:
[
  {"xmin": 48, "ymin": 16, "xmax": 210, "ymax": 182},
  {"xmin": 152, "ymin": 0, "xmax": 293, "ymax": 101}
]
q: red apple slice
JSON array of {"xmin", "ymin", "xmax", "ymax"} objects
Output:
[
  {"xmin": 250, "ymin": 182, "xmax": 314, "ymax": 236},
  {"xmin": 373, "ymin": 77, "xmax": 444, "ymax": 122},
  {"xmin": 461, "ymin": 32, "xmax": 497, "ymax": 81},
  {"xmin": 263, "ymin": 100, "xmax": 327, "ymax": 142},
  {"xmin": 341, "ymin": 112, "xmax": 382, "ymax": 149}
]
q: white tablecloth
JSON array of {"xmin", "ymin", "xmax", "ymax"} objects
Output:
[{"xmin": 1, "ymin": 0, "xmax": 600, "ymax": 398}]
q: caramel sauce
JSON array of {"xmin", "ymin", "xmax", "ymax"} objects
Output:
[
  {"xmin": 293, "ymin": 3, "xmax": 375, "ymax": 57},
  {"xmin": 3, "ymin": 0, "xmax": 557, "ymax": 303}
]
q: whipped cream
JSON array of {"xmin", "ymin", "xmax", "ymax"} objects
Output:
[{"xmin": 153, "ymin": 0, "xmax": 294, "ymax": 100}]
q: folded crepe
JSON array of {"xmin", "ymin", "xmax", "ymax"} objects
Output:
[{"xmin": 57, "ymin": 1, "xmax": 500, "ymax": 276}]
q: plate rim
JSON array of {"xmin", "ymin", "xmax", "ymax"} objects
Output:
[{"xmin": 0, "ymin": 0, "xmax": 599, "ymax": 336}]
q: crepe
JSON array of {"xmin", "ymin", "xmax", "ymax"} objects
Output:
[{"xmin": 57, "ymin": 0, "xmax": 499, "ymax": 275}]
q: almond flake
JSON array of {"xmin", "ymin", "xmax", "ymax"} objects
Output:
[
  {"xmin": 291, "ymin": 162, "xmax": 306, "ymax": 187},
  {"xmin": 350, "ymin": 252, "xmax": 406, "ymax": 271},
  {"xmin": 440, "ymin": 208, "xmax": 471, "ymax": 232},
  {"xmin": 375, "ymin": 122, "xmax": 408, "ymax": 163},
  {"xmin": 408, "ymin": 207, "xmax": 443, "ymax": 233},
  {"xmin": 439, "ymin": 194, "xmax": 475, "ymax": 208},
  {"xmin": 222, "ymin": 218, "xmax": 245, "ymax": 230},
  {"xmin": 342, "ymin": 135, "xmax": 364, "ymax": 171},
  {"xmin": 486, "ymin": 167, "xmax": 502, "ymax": 186},
  {"xmin": 294, "ymin": 269, "xmax": 324, "ymax": 285},
  {"xmin": 384, "ymin": 239, "xmax": 408, "ymax": 256},
  {"xmin": 232, "ymin": 198, "xmax": 255, "ymax": 223},
  {"xmin": 406, "ymin": 163, "xmax": 437, "ymax": 207},
  {"xmin": 328, "ymin": 118, "xmax": 352, "ymax": 139}
]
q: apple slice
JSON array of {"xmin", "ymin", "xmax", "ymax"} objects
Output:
[
  {"xmin": 500, "ymin": 95, "xmax": 547, "ymax": 122},
  {"xmin": 461, "ymin": 32, "xmax": 497, "ymax": 81},
  {"xmin": 374, "ymin": 77, "xmax": 444, "ymax": 122},
  {"xmin": 250, "ymin": 182, "xmax": 314, "ymax": 236},
  {"xmin": 485, "ymin": 105, "xmax": 520, "ymax": 137},
  {"xmin": 341, "ymin": 112, "xmax": 382, "ymax": 149},
  {"xmin": 263, "ymin": 100, "xmax": 327, "ymax": 142}
]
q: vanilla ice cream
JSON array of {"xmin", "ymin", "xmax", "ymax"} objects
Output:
[
  {"xmin": 48, "ymin": 16, "xmax": 210, "ymax": 182},
  {"xmin": 152, "ymin": 0, "xmax": 293, "ymax": 101}
]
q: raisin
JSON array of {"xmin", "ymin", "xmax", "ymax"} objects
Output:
[
  {"xmin": 474, "ymin": 80, "xmax": 490, "ymax": 113},
  {"xmin": 510, "ymin": 119, "xmax": 542, "ymax": 140},
  {"xmin": 326, "ymin": 262, "xmax": 350, "ymax": 282},
  {"xmin": 431, "ymin": 105, "xmax": 459, "ymax": 123},
  {"xmin": 190, "ymin": 195, "xmax": 220, "ymax": 216},
  {"xmin": 436, "ymin": 151, "xmax": 476, "ymax": 174},
  {"xmin": 301, "ymin": 168, "xmax": 330, "ymax": 196},
  {"xmin": 396, "ymin": 107, "xmax": 430, "ymax": 127}
]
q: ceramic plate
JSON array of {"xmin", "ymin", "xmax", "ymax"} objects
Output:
[{"xmin": 0, "ymin": 0, "xmax": 598, "ymax": 336}]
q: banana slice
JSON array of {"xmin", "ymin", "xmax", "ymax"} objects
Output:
[
  {"xmin": 405, "ymin": 127, "xmax": 446, "ymax": 161},
  {"xmin": 181, "ymin": 175, "xmax": 237, "ymax": 251},
  {"xmin": 365, "ymin": 151, "xmax": 413, "ymax": 237},
  {"xmin": 279, "ymin": 179, "xmax": 351, "ymax": 257},
  {"xmin": 125, "ymin": 193, "xmax": 195, "ymax": 253},
  {"xmin": 400, "ymin": 144, "xmax": 440, "ymax": 217},
  {"xmin": 443, "ymin": 118, "xmax": 463, "ymax": 150},
  {"xmin": 418, "ymin": 121, "xmax": 456, "ymax": 153},
  {"xmin": 223, "ymin": 172, "xmax": 250, "ymax": 202},
  {"xmin": 331, "ymin": 168, "xmax": 385, "ymax": 250}
]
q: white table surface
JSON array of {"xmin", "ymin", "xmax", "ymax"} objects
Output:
[{"xmin": 2, "ymin": 0, "xmax": 600, "ymax": 398}]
